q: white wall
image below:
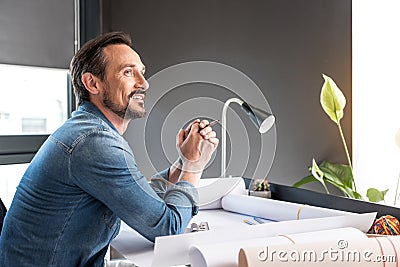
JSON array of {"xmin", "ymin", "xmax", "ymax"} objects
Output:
[{"xmin": 353, "ymin": 0, "xmax": 400, "ymax": 205}]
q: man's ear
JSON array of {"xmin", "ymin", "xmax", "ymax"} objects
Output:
[{"xmin": 81, "ymin": 72, "xmax": 101, "ymax": 95}]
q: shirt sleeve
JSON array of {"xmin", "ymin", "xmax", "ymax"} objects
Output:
[
  {"xmin": 150, "ymin": 169, "xmax": 169, "ymax": 199},
  {"xmin": 69, "ymin": 130, "xmax": 198, "ymax": 242},
  {"xmin": 152, "ymin": 168, "xmax": 169, "ymax": 180}
]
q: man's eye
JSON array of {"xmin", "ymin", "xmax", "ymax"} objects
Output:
[{"xmin": 124, "ymin": 69, "xmax": 134, "ymax": 76}]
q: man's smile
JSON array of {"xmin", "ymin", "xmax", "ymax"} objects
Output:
[{"xmin": 131, "ymin": 94, "xmax": 145, "ymax": 101}]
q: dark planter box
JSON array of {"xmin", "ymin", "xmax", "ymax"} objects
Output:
[{"xmin": 268, "ymin": 182, "xmax": 400, "ymax": 220}]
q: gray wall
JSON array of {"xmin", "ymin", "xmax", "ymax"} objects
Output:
[
  {"xmin": 0, "ymin": 0, "xmax": 75, "ymax": 165},
  {"xmin": 0, "ymin": 0, "xmax": 74, "ymax": 69},
  {"xmin": 102, "ymin": 0, "xmax": 352, "ymax": 192}
]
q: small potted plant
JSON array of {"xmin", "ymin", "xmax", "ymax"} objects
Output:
[{"xmin": 249, "ymin": 179, "xmax": 271, "ymax": 198}]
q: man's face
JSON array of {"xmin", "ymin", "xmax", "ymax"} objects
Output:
[{"xmin": 101, "ymin": 44, "xmax": 149, "ymax": 120}]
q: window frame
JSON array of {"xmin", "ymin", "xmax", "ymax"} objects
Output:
[
  {"xmin": 0, "ymin": 75, "xmax": 75, "ymax": 165},
  {"xmin": 0, "ymin": 0, "xmax": 100, "ymax": 166},
  {"xmin": 0, "ymin": 135, "xmax": 49, "ymax": 165}
]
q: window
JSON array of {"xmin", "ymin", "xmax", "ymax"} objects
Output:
[
  {"xmin": 353, "ymin": 0, "xmax": 400, "ymax": 205},
  {"xmin": 0, "ymin": 64, "xmax": 70, "ymax": 164},
  {"xmin": 0, "ymin": 64, "xmax": 68, "ymax": 135}
]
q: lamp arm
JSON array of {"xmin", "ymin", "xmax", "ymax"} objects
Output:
[{"xmin": 221, "ymin": 98, "xmax": 244, "ymax": 177}]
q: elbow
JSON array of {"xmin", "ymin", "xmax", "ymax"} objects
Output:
[
  {"xmin": 166, "ymin": 204, "xmax": 187, "ymax": 235},
  {"xmin": 147, "ymin": 205, "xmax": 190, "ymax": 241}
]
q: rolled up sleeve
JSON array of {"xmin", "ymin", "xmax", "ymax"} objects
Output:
[{"xmin": 70, "ymin": 131, "xmax": 198, "ymax": 242}]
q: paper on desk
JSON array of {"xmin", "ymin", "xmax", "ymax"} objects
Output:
[
  {"xmin": 189, "ymin": 227, "xmax": 367, "ymax": 267},
  {"xmin": 222, "ymin": 194, "xmax": 351, "ymax": 221},
  {"xmin": 151, "ymin": 212, "xmax": 377, "ymax": 267},
  {"xmin": 110, "ymin": 222, "xmax": 154, "ymax": 267},
  {"xmin": 198, "ymin": 177, "xmax": 247, "ymax": 209}
]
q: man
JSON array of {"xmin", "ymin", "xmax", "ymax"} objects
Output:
[{"xmin": 0, "ymin": 32, "xmax": 218, "ymax": 266}]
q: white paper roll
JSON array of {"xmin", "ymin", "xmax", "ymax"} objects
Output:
[
  {"xmin": 239, "ymin": 235, "xmax": 400, "ymax": 267},
  {"xmin": 221, "ymin": 194, "xmax": 350, "ymax": 221},
  {"xmin": 198, "ymin": 177, "xmax": 247, "ymax": 209},
  {"xmin": 189, "ymin": 227, "xmax": 367, "ymax": 267}
]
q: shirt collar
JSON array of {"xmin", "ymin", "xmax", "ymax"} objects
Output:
[{"xmin": 77, "ymin": 101, "xmax": 120, "ymax": 134}]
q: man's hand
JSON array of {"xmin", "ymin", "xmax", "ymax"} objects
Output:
[{"xmin": 174, "ymin": 119, "xmax": 219, "ymax": 185}]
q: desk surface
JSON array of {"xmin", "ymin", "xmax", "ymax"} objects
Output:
[
  {"xmin": 110, "ymin": 209, "xmax": 261, "ymax": 266},
  {"xmin": 110, "ymin": 193, "xmax": 376, "ymax": 267}
]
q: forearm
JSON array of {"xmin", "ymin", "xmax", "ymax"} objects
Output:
[
  {"xmin": 177, "ymin": 170, "xmax": 202, "ymax": 187},
  {"xmin": 123, "ymin": 178, "xmax": 198, "ymax": 241},
  {"xmin": 167, "ymin": 158, "xmax": 203, "ymax": 186},
  {"xmin": 168, "ymin": 158, "xmax": 182, "ymax": 184}
]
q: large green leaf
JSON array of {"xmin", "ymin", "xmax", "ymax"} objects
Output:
[
  {"xmin": 320, "ymin": 74, "xmax": 346, "ymax": 124},
  {"xmin": 293, "ymin": 175, "xmax": 319, "ymax": 188},
  {"xmin": 321, "ymin": 178, "xmax": 362, "ymax": 199},
  {"xmin": 319, "ymin": 161, "xmax": 353, "ymax": 189},
  {"xmin": 317, "ymin": 161, "xmax": 362, "ymax": 199},
  {"xmin": 320, "ymin": 175, "xmax": 354, "ymax": 198},
  {"xmin": 306, "ymin": 160, "xmax": 361, "ymax": 199},
  {"xmin": 340, "ymin": 185, "xmax": 363, "ymax": 200},
  {"xmin": 352, "ymin": 191, "xmax": 364, "ymax": 200},
  {"xmin": 293, "ymin": 159, "xmax": 363, "ymax": 201},
  {"xmin": 366, "ymin": 188, "xmax": 389, "ymax": 203}
]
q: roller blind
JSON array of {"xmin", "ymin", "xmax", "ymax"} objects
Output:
[{"xmin": 0, "ymin": 0, "xmax": 74, "ymax": 69}]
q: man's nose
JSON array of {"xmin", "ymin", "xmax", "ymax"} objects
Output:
[{"xmin": 135, "ymin": 73, "xmax": 149, "ymax": 90}]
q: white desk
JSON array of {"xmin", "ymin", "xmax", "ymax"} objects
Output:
[
  {"xmin": 110, "ymin": 206, "xmax": 375, "ymax": 267},
  {"xmin": 110, "ymin": 177, "xmax": 251, "ymax": 266},
  {"xmin": 110, "ymin": 179, "xmax": 376, "ymax": 267},
  {"xmin": 110, "ymin": 209, "xmax": 260, "ymax": 266}
]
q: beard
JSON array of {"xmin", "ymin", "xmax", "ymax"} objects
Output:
[{"xmin": 102, "ymin": 84, "xmax": 146, "ymax": 120}]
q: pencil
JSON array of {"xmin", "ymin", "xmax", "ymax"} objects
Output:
[
  {"xmin": 207, "ymin": 120, "xmax": 219, "ymax": 127},
  {"xmin": 243, "ymin": 219, "xmax": 255, "ymax": 225},
  {"xmin": 253, "ymin": 217, "xmax": 265, "ymax": 224},
  {"xmin": 198, "ymin": 119, "xmax": 219, "ymax": 132}
]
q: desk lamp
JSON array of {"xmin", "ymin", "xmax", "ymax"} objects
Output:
[{"xmin": 221, "ymin": 97, "xmax": 275, "ymax": 177}]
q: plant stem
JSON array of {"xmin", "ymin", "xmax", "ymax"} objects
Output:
[
  {"xmin": 395, "ymin": 171, "xmax": 400, "ymax": 206},
  {"xmin": 337, "ymin": 122, "xmax": 357, "ymax": 192},
  {"xmin": 322, "ymin": 182, "xmax": 330, "ymax": 194}
]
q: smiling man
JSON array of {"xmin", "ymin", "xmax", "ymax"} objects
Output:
[{"xmin": 0, "ymin": 32, "xmax": 218, "ymax": 267}]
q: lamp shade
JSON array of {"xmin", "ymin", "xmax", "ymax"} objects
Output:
[{"xmin": 241, "ymin": 102, "xmax": 275, "ymax": 134}]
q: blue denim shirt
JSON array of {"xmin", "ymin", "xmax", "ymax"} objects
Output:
[{"xmin": 0, "ymin": 101, "xmax": 198, "ymax": 267}]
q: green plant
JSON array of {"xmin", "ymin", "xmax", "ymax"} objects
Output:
[
  {"xmin": 293, "ymin": 74, "xmax": 388, "ymax": 203},
  {"xmin": 252, "ymin": 179, "xmax": 270, "ymax": 191}
]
